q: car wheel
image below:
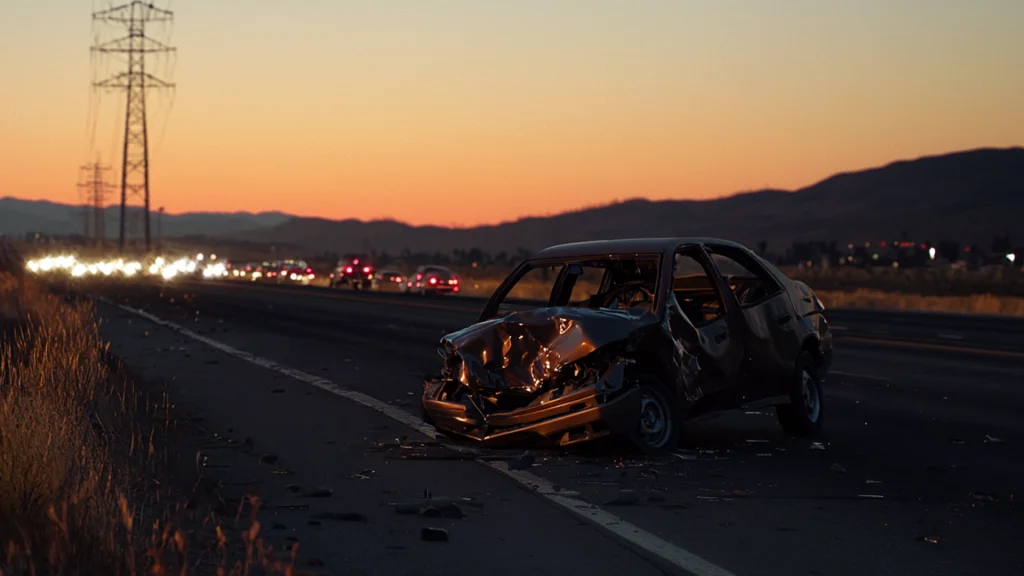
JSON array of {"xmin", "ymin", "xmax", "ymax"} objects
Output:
[
  {"xmin": 776, "ymin": 351, "xmax": 824, "ymax": 437},
  {"xmin": 630, "ymin": 379, "xmax": 680, "ymax": 455}
]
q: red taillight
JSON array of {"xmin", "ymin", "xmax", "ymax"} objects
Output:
[
  {"xmin": 416, "ymin": 273, "xmax": 423, "ymax": 280},
  {"xmin": 353, "ymin": 258, "xmax": 359, "ymax": 265},
  {"xmin": 362, "ymin": 266, "xmax": 371, "ymax": 274},
  {"xmin": 429, "ymin": 277, "xmax": 437, "ymax": 285},
  {"xmin": 345, "ymin": 266, "xmax": 353, "ymax": 274},
  {"xmin": 454, "ymin": 286, "xmax": 459, "ymax": 293},
  {"xmin": 309, "ymin": 273, "xmax": 315, "ymax": 279},
  {"xmin": 306, "ymin": 267, "xmax": 312, "ymax": 273},
  {"xmin": 449, "ymin": 277, "xmax": 458, "ymax": 285}
]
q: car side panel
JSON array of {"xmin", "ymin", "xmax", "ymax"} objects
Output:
[{"xmin": 739, "ymin": 293, "xmax": 803, "ymax": 398}]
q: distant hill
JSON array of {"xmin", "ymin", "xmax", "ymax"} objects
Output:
[
  {"xmin": 233, "ymin": 147, "xmax": 1024, "ymax": 255},
  {"xmin": 0, "ymin": 198, "xmax": 291, "ymax": 238},
  {"xmin": 3, "ymin": 147, "xmax": 1022, "ymax": 255}
]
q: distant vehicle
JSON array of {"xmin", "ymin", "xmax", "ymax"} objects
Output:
[
  {"xmin": 403, "ymin": 265, "xmax": 461, "ymax": 296},
  {"xmin": 421, "ymin": 237, "xmax": 833, "ymax": 454},
  {"xmin": 232, "ymin": 261, "xmax": 262, "ymax": 280},
  {"xmin": 329, "ymin": 254, "xmax": 374, "ymax": 290},
  {"xmin": 261, "ymin": 260, "xmax": 282, "ymax": 281},
  {"xmin": 372, "ymin": 268, "xmax": 406, "ymax": 291},
  {"xmin": 278, "ymin": 259, "xmax": 315, "ymax": 284}
]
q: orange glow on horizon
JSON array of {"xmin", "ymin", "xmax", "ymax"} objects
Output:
[{"xmin": 1, "ymin": 1, "xmax": 1021, "ymax": 228}]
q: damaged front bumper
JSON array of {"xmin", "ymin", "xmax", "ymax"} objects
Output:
[{"xmin": 422, "ymin": 379, "xmax": 642, "ymax": 447}]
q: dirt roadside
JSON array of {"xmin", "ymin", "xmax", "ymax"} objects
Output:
[{"xmin": 95, "ymin": 300, "xmax": 667, "ymax": 576}]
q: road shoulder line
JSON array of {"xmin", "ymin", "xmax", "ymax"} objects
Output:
[{"xmin": 102, "ymin": 298, "xmax": 737, "ymax": 576}]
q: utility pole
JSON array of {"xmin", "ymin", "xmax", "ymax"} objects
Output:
[
  {"xmin": 92, "ymin": 1, "xmax": 175, "ymax": 253},
  {"xmin": 157, "ymin": 206, "xmax": 165, "ymax": 252},
  {"xmin": 77, "ymin": 165, "xmax": 91, "ymax": 239},
  {"xmin": 77, "ymin": 159, "xmax": 114, "ymax": 248}
]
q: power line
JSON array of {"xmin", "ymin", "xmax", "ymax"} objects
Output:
[
  {"xmin": 91, "ymin": 1, "xmax": 176, "ymax": 253},
  {"xmin": 77, "ymin": 159, "xmax": 116, "ymax": 247}
]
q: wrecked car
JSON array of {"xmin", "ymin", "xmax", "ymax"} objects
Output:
[{"xmin": 421, "ymin": 238, "xmax": 833, "ymax": 453}]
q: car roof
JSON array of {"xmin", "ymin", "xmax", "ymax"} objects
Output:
[{"xmin": 530, "ymin": 237, "xmax": 748, "ymax": 260}]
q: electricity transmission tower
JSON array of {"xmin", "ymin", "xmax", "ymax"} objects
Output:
[
  {"xmin": 92, "ymin": 1, "xmax": 175, "ymax": 253},
  {"xmin": 77, "ymin": 159, "xmax": 115, "ymax": 247}
]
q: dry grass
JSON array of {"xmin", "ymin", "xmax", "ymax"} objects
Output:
[
  {"xmin": 783, "ymin": 265, "xmax": 1024, "ymax": 298},
  {"xmin": 816, "ymin": 289, "xmax": 1024, "ymax": 316},
  {"xmin": 0, "ymin": 272, "xmax": 303, "ymax": 575}
]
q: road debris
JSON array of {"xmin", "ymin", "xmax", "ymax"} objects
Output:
[
  {"xmin": 830, "ymin": 463, "xmax": 847, "ymax": 473},
  {"xmin": 301, "ymin": 488, "xmax": 334, "ymax": 498},
  {"xmin": 984, "ymin": 434, "xmax": 1004, "ymax": 444},
  {"xmin": 310, "ymin": 511, "xmax": 368, "ymax": 522},
  {"xmin": 421, "ymin": 527, "xmax": 449, "ymax": 542},
  {"xmin": 810, "ymin": 442, "xmax": 826, "ymax": 450},
  {"xmin": 646, "ymin": 490, "xmax": 667, "ymax": 502},
  {"xmin": 638, "ymin": 468, "xmax": 659, "ymax": 480},
  {"xmin": 969, "ymin": 491, "xmax": 996, "ymax": 502},
  {"xmin": 604, "ymin": 489, "xmax": 640, "ymax": 506},
  {"xmin": 507, "ymin": 452, "xmax": 536, "ymax": 470},
  {"xmin": 394, "ymin": 496, "xmax": 483, "ymax": 517},
  {"xmin": 345, "ymin": 468, "xmax": 376, "ymax": 480}
]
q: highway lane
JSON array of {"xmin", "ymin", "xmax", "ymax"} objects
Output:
[
  {"xmin": 91, "ymin": 280, "xmax": 1024, "ymax": 576},
  {"xmin": 187, "ymin": 278, "xmax": 1024, "ymax": 354}
]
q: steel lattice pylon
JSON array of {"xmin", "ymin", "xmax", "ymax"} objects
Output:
[
  {"xmin": 77, "ymin": 159, "xmax": 114, "ymax": 247},
  {"xmin": 92, "ymin": 1, "xmax": 175, "ymax": 253}
]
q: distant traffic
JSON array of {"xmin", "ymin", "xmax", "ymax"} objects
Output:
[{"xmin": 24, "ymin": 252, "xmax": 463, "ymax": 297}]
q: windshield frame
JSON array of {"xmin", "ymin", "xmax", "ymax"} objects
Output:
[{"xmin": 479, "ymin": 252, "xmax": 667, "ymax": 322}]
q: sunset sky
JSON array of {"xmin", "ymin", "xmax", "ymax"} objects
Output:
[{"xmin": 1, "ymin": 0, "xmax": 1021, "ymax": 227}]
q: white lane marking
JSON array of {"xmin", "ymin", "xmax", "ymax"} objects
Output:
[
  {"xmin": 105, "ymin": 300, "xmax": 735, "ymax": 576},
  {"xmin": 938, "ymin": 333, "xmax": 964, "ymax": 340},
  {"xmin": 830, "ymin": 370, "xmax": 892, "ymax": 382}
]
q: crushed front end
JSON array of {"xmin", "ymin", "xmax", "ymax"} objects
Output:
[{"xmin": 421, "ymin": 307, "xmax": 656, "ymax": 447}]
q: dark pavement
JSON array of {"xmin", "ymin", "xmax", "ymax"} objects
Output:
[{"xmin": 91, "ymin": 279, "xmax": 1024, "ymax": 576}]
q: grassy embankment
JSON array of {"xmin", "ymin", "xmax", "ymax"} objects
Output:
[{"xmin": 0, "ymin": 249, "xmax": 298, "ymax": 574}]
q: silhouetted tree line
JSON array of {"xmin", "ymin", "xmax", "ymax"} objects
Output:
[{"xmin": 310, "ymin": 233, "xmax": 1019, "ymax": 273}]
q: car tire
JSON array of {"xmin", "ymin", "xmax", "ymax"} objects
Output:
[
  {"xmin": 630, "ymin": 377, "xmax": 681, "ymax": 455},
  {"xmin": 775, "ymin": 351, "xmax": 825, "ymax": 437}
]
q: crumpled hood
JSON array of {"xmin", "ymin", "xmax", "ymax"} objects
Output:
[{"xmin": 440, "ymin": 306, "xmax": 658, "ymax": 394}]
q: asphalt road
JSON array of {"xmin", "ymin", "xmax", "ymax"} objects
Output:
[{"xmin": 91, "ymin": 279, "xmax": 1024, "ymax": 576}]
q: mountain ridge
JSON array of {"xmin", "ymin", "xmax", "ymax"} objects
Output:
[{"xmin": 3, "ymin": 146, "xmax": 1021, "ymax": 254}]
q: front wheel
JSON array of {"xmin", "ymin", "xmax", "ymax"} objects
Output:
[
  {"xmin": 630, "ymin": 379, "xmax": 681, "ymax": 455},
  {"xmin": 776, "ymin": 351, "xmax": 825, "ymax": 437}
]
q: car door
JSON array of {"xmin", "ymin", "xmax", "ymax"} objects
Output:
[
  {"xmin": 668, "ymin": 246, "xmax": 748, "ymax": 414},
  {"xmin": 704, "ymin": 244, "xmax": 802, "ymax": 401}
]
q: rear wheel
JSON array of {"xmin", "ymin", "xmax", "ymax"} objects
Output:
[
  {"xmin": 630, "ymin": 378, "xmax": 681, "ymax": 455},
  {"xmin": 776, "ymin": 351, "xmax": 824, "ymax": 436}
]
